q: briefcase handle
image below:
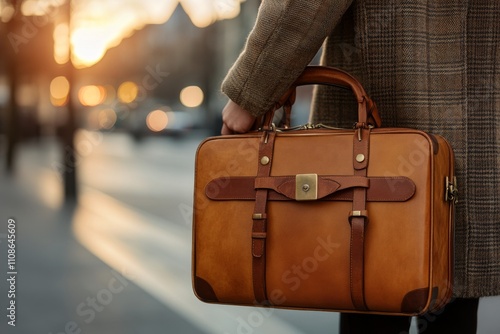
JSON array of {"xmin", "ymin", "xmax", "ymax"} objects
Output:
[{"xmin": 269, "ymin": 66, "xmax": 382, "ymax": 128}]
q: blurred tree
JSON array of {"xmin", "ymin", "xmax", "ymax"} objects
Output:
[{"xmin": 2, "ymin": 0, "xmax": 77, "ymax": 199}]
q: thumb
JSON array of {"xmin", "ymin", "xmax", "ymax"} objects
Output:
[{"xmin": 221, "ymin": 123, "xmax": 233, "ymax": 135}]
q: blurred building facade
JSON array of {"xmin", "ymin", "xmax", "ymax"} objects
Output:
[{"xmin": 0, "ymin": 0, "xmax": 260, "ymax": 142}]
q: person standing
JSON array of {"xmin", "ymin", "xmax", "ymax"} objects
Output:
[{"xmin": 220, "ymin": 1, "xmax": 500, "ymax": 333}]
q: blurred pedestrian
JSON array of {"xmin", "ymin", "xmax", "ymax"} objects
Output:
[{"xmin": 220, "ymin": 1, "xmax": 500, "ymax": 333}]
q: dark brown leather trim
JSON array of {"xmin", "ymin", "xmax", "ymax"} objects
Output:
[
  {"xmin": 194, "ymin": 276, "xmax": 219, "ymax": 302},
  {"xmin": 251, "ymin": 131, "xmax": 276, "ymax": 304},
  {"xmin": 349, "ymin": 127, "xmax": 370, "ymax": 311},
  {"xmin": 206, "ymin": 176, "xmax": 415, "ymax": 202},
  {"xmin": 428, "ymin": 134, "xmax": 439, "ymax": 155},
  {"xmin": 401, "ymin": 287, "xmax": 433, "ymax": 314},
  {"xmin": 255, "ymin": 175, "xmax": 369, "ymax": 200}
]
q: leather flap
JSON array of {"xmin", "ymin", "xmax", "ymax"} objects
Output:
[{"xmin": 254, "ymin": 175, "xmax": 369, "ymax": 200}]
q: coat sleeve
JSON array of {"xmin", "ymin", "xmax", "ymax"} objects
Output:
[{"xmin": 221, "ymin": 0, "xmax": 353, "ymax": 117}]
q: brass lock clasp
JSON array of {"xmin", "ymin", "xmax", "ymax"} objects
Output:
[
  {"xmin": 445, "ymin": 176, "xmax": 459, "ymax": 204},
  {"xmin": 296, "ymin": 174, "xmax": 318, "ymax": 201}
]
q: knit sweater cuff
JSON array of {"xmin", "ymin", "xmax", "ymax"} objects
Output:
[
  {"xmin": 220, "ymin": 0, "xmax": 353, "ymax": 117},
  {"xmin": 221, "ymin": 63, "xmax": 274, "ymax": 117}
]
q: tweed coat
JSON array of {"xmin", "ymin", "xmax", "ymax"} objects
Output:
[{"xmin": 222, "ymin": 0, "xmax": 500, "ymax": 298}]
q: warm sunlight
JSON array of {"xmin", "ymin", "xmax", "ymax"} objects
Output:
[
  {"xmin": 117, "ymin": 81, "xmax": 139, "ymax": 104},
  {"xmin": 50, "ymin": 76, "xmax": 70, "ymax": 106},
  {"xmin": 180, "ymin": 85, "xmax": 204, "ymax": 108},
  {"xmin": 21, "ymin": 0, "xmax": 65, "ymax": 17},
  {"xmin": 180, "ymin": 0, "xmax": 242, "ymax": 28},
  {"xmin": 146, "ymin": 109, "xmax": 169, "ymax": 132},
  {"xmin": 71, "ymin": 27, "xmax": 108, "ymax": 68},
  {"xmin": 53, "ymin": 22, "xmax": 70, "ymax": 64},
  {"xmin": 69, "ymin": 0, "xmax": 245, "ymax": 68},
  {"xmin": 78, "ymin": 85, "xmax": 106, "ymax": 107},
  {"xmin": 20, "ymin": 0, "xmax": 245, "ymax": 68},
  {"xmin": 0, "ymin": 3, "xmax": 15, "ymax": 23},
  {"xmin": 70, "ymin": 0, "xmax": 177, "ymax": 68}
]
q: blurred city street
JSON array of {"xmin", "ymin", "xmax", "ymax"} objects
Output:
[
  {"xmin": 0, "ymin": 1, "xmax": 499, "ymax": 333},
  {"xmin": 1, "ymin": 131, "xmax": 499, "ymax": 334}
]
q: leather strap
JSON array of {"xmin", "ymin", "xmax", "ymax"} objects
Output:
[
  {"xmin": 255, "ymin": 175, "xmax": 369, "ymax": 198},
  {"xmin": 349, "ymin": 127, "xmax": 371, "ymax": 311},
  {"xmin": 205, "ymin": 176, "xmax": 415, "ymax": 202},
  {"xmin": 251, "ymin": 130, "xmax": 276, "ymax": 305}
]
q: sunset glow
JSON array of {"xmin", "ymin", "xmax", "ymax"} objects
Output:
[
  {"xmin": 180, "ymin": 0, "xmax": 241, "ymax": 28},
  {"xmin": 78, "ymin": 85, "xmax": 105, "ymax": 107},
  {"xmin": 69, "ymin": 0, "xmax": 245, "ymax": 68},
  {"xmin": 18, "ymin": 0, "xmax": 245, "ymax": 68},
  {"xmin": 53, "ymin": 22, "xmax": 70, "ymax": 64},
  {"xmin": 50, "ymin": 76, "xmax": 70, "ymax": 106}
]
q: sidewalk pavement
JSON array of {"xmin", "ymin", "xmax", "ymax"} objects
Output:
[{"xmin": 0, "ymin": 151, "xmax": 205, "ymax": 334}]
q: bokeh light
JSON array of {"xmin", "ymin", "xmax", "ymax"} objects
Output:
[
  {"xmin": 180, "ymin": 85, "xmax": 204, "ymax": 108},
  {"xmin": 53, "ymin": 23, "xmax": 70, "ymax": 65},
  {"xmin": 118, "ymin": 81, "xmax": 139, "ymax": 103},
  {"xmin": 21, "ymin": 0, "xmax": 62, "ymax": 16},
  {"xmin": 146, "ymin": 109, "xmax": 169, "ymax": 132},
  {"xmin": 1, "ymin": 4, "xmax": 15, "ymax": 23},
  {"xmin": 79, "ymin": 85, "xmax": 105, "ymax": 107},
  {"xmin": 50, "ymin": 76, "xmax": 70, "ymax": 106},
  {"xmin": 98, "ymin": 108, "xmax": 117, "ymax": 129}
]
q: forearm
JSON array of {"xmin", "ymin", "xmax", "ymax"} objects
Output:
[{"xmin": 222, "ymin": 0, "xmax": 353, "ymax": 117}]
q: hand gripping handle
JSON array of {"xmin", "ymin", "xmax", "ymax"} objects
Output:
[{"xmin": 268, "ymin": 66, "xmax": 382, "ymax": 128}]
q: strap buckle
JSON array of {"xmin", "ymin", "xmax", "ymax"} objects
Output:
[
  {"xmin": 252, "ymin": 213, "xmax": 267, "ymax": 220},
  {"xmin": 348, "ymin": 210, "xmax": 369, "ymax": 224}
]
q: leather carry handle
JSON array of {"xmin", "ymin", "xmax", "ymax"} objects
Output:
[{"xmin": 267, "ymin": 66, "xmax": 382, "ymax": 128}]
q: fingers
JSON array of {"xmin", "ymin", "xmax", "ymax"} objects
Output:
[
  {"xmin": 221, "ymin": 100, "xmax": 256, "ymax": 135},
  {"xmin": 221, "ymin": 123, "xmax": 233, "ymax": 135}
]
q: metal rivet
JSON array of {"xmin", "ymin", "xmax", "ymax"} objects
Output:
[
  {"xmin": 260, "ymin": 156, "xmax": 270, "ymax": 165},
  {"xmin": 356, "ymin": 154, "xmax": 365, "ymax": 163},
  {"xmin": 302, "ymin": 184, "xmax": 310, "ymax": 192}
]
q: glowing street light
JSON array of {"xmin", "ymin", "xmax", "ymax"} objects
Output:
[{"xmin": 180, "ymin": 85, "xmax": 204, "ymax": 108}]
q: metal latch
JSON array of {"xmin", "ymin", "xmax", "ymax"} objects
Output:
[
  {"xmin": 296, "ymin": 174, "xmax": 318, "ymax": 201},
  {"xmin": 445, "ymin": 176, "xmax": 458, "ymax": 204}
]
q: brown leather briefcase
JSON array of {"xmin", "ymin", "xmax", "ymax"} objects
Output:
[{"xmin": 192, "ymin": 66, "xmax": 456, "ymax": 316}]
